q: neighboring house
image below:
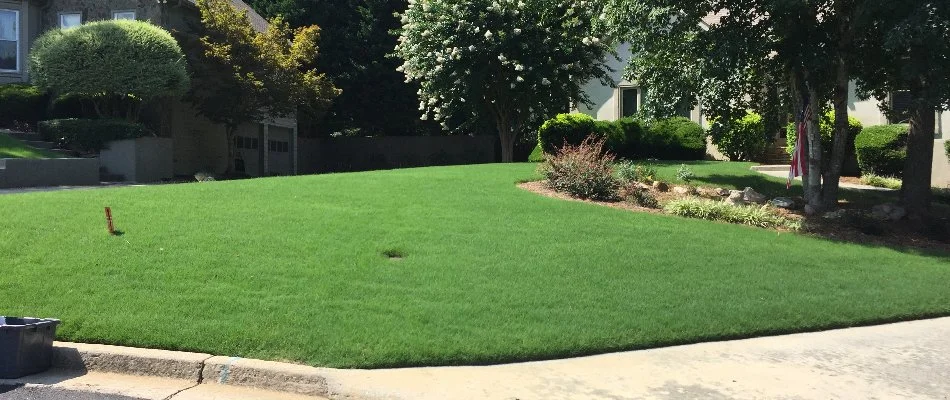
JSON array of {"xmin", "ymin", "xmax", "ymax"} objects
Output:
[{"xmin": 0, "ymin": 0, "xmax": 298, "ymax": 179}]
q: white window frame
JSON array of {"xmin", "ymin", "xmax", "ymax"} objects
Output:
[
  {"xmin": 0, "ymin": 9, "xmax": 18, "ymax": 72},
  {"xmin": 59, "ymin": 12, "xmax": 82, "ymax": 29},
  {"xmin": 112, "ymin": 10, "xmax": 136, "ymax": 20}
]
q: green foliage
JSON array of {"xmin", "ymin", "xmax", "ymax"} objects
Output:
[
  {"xmin": 614, "ymin": 161, "xmax": 658, "ymax": 184},
  {"xmin": 0, "ymin": 84, "xmax": 48, "ymax": 127},
  {"xmin": 854, "ymin": 124, "xmax": 909, "ymax": 177},
  {"xmin": 538, "ymin": 114, "xmax": 705, "ymax": 160},
  {"xmin": 247, "ymin": 0, "xmax": 440, "ymax": 137},
  {"xmin": 183, "ymin": 0, "xmax": 339, "ymax": 172},
  {"xmin": 640, "ymin": 117, "xmax": 706, "ymax": 160},
  {"xmin": 528, "ymin": 144, "xmax": 545, "ymax": 162},
  {"xmin": 860, "ymin": 174, "xmax": 902, "ymax": 190},
  {"xmin": 664, "ymin": 198, "xmax": 800, "ymax": 230},
  {"xmin": 538, "ymin": 136, "xmax": 620, "ymax": 201},
  {"xmin": 29, "ymin": 20, "xmax": 189, "ymax": 120},
  {"xmin": 394, "ymin": 0, "xmax": 614, "ymax": 161},
  {"xmin": 785, "ymin": 111, "xmax": 863, "ymax": 156},
  {"xmin": 675, "ymin": 164, "xmax": 695, "ymax": 184},
  {"xmin": 945, "ymin": 140, "xmax": 950, "ymax": 159},
  {"xmin": 38, "ymin": 119, "xmax": 151, "ymax": 152},
  {"xmin": 710, "ymin": 112, "xmax": 768, "ymax": 161}
]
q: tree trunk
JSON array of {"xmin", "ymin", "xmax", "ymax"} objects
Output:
[
  {"xmin": 224, "ymin": 125, "xmax": 237, "ymax": 174},
  {"xmin": 901, "ymin": 102, "xmax": 935, "ymax": 218},
  {"xmin": 821, "ymin": 60, "xmax": 851, "ymax": 209},
  {"xmin": 803, "ymin": 83, "xmax": 824, "ymax": 213},
  {"xmin": 496, "ymin": 118, "xmax": 518, "ymax": 163}
]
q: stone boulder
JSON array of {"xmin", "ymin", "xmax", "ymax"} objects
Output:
[
  {"xmin": 771, "ymin": 197, "xmax": 795, "ymax": 209},
  {"xmin": 653, "ymin": 181, "xmax": 669, "ymax": 192},
  {"xmin": 714, "ymin": 188, "xmax": 730, "ymax": 197},
  {"xmin": 742, "ymin": 187, "xmax": 767, "ymax": 204},
  {"xmin": 726, "ymin": 190, "xmax": 746, "ymax": 206},
  {"xmin": 672, "ymin": 186, "xmax": 690, "ymax": 195},
  {"xmin": 871, "ymin": 203, "xmax": 906, "ymax": 221}
]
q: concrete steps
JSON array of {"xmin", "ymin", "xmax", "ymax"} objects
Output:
[{"xmin": 759, "ymin": 145, "xmax": 791, "ymax": 165}]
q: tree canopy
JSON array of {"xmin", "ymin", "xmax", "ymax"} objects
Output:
[{"xmin": 394, "ymin": 0, "xmax": 614, "ymax": 162}]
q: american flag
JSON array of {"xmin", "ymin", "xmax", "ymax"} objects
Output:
[{"xmin": 788, "ymin": 100, "xmax": 811, "ymax": 189}]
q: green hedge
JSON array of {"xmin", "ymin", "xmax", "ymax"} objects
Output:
[
  {"xmin": 785, "ymin": 111, "xmax": 863, "ymax": 155},
  {"xmin": 710, "ymin": 112, "xmax": 768, "ymax": 161},
  {"xmin": 854, "ymin": 124, "xmax": 908, "ymax": 177},
  {"xmin": 528, "ymin": 143, "xmax": 544, "ymax": 162},
  {"xmin": 537, "ymin": 113, "xmax": 705, "ymax": 160},
  {"xmin": 38, "ymin": 119, "xmax": 152, "ymax": 152},
  {"xmin": 0, "ymin": 84, "xmax": 49, "ymax": 127},
  {"xmin": 945, "ymin": 140, "xmax": 949, "ymax": 159}
]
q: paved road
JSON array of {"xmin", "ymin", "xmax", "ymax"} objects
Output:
[
  {"xmin": 0, "ymin": 384, "xmax": 143, "ymax": 400},
  {"xmin": 324, "ymin": 318, "xmax": 950, "ymax": 400}
]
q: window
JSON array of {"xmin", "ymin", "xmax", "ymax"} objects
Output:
[
  {"xmin": 0, "ymin": 9, "xmax": 17, "ymax": 71},
  {"xmin": 112, "ymin": 11, "xmax": 136, "ymax": 20},
  {"xmin": 59, "ymin": 13, "xmax": 81, "ymax": 28},
  {"xmin": 620, "ymin": 87, "xmax": 639, "ymax": 118},
  {"xmin": 268, "ymin": 140, "xmax": 289, "ymax": 153},
  {"xmin": 234, "ymin": 136, "xmax": 259, "ymax": 150},
  {"xmin": 889, "ymin": 91, "xmax": 913, "ymax": 124}
]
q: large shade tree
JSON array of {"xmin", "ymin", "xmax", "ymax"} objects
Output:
[
  {"xmin": 247, "ymin": 0, "xmax": 440, "ymax": 137},
  {"xmin": 854, "ymin": 0, "xmax": 950, "ymax": 217},
  {"xmin": 602, "ymin": 0, "xmax": 867, "ymax": 212},
  {"xmin": 394, "ymin": 0, "xmax": 615, "ymax": 162}
]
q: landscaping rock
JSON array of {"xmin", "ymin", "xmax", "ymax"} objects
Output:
[
  {"xmin": 652, "ymin": 181, "xmax": 669, "ymax": 192},
  {"xmin": 742, "ymin": 187, "xmax": 767, "ymax": 204},
  {"xmin": 822, "ymin": 209, "xmax": 848, "ymax": 219},
  {"xmin": 714, "ymin": 188, "xmax": 730, "ymax": 197},
  {"xmin": 871, "ymin": 203, "xmax": 906, "ymax": 221},
  {"xmin": 672, "ymin": 186, "xmax": 690, "ymax": 195},
  {"xmin": 725, "ymin": 190, "xmax": 745, "ymax": 206},
  {"xmin": 771, "ymin": 197, "xmax": 795, "ymax": 209}
]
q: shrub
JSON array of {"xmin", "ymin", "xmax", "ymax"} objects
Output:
[
  {"xmin": 49, "ymin": 93, "xmax": 94, "ymax": 119},
  {"xmin": 860, "ymin": 174, "xmax": 902, "ymax": 190},
  {"xmin": 854, "ymin": 124, "xmax": 908, "ymax": 177},
  {"xmin": 641, "ymin": 117, "xmax": 706, "ymax": 160},
  {"xmin": 528, "ymin": 144, "xmax": 545, "ymax": 162},
  {"xmin": 537, "ymin": 114, "xmax": 705, "ymax": 160},
  {"xmin": 664, "ymin": 198, "xmax": 800, "ymax": 230},
  {"xmin": 538, "ymin": 135, "xmax": 620, "ymax": 201},
  {"xmin": 0, "ymin": 84, "xmax": 49, "ymax": 128},
  {"xmin": 945, "ymin": 140, "xmax": 949, "ymax": 159},
  {"xmin": 785, "ymin": 111, "xmax": 863, "ymax": 156},
  {"xmin": 614, "ymin": 161, "xmax": 658, "ymax": 184},
  {"xmin": 710, "ymin": 112, "xmax": 768, "ymax": 161},
  {"xmin": 38, "ymin": 119, "xmax": 152, "ymax": 152},
  {"xmin": 675, "ymin": 164, "xmax": 695, "ymax": 184},
  {"xmin": 29, "ymin": 20, "xmax": 189, "ymax": 119},
  {"xmin": 622, "ymin": 184, "xmax": 660, "ymax": 208}
]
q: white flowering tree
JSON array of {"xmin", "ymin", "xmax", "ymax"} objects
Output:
[{"xmin": 394, "ymin": 0, "xmax": 614, "ymax": 162}]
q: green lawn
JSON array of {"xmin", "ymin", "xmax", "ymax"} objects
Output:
[
  {"xmin": 0, "ymin": 133, "xmax": 62, "ymax": 159},
  {"xmin": 0, "ymin": 162, "xmax": 948, "ymax": 368}
]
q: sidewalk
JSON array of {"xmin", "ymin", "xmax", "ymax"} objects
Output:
[
  {"xmin": 2, "ymin": 318, "xmax": 949, "ymax": 399},
  {"xmin": 752, "ymin": 165, "xmax": 895, "ymax": 191}
]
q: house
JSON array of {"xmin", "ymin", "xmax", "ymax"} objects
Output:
[{"xmin": 0, "ymin": 0, "xmax": 298, "ymax": 179}]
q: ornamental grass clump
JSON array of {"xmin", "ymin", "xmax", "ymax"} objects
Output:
[
  {"xmin": 860, "ymin": 174, "xmax": 902, "ymax": 190},
  {"xmin": 539, "ymin": 135, "xmax": 620, "ymax": 201},
  {"xmin": 664, "ymin": 198, "xmax": 800, "ymax": 230}
]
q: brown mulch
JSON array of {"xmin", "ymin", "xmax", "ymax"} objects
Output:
[{"xmin": 519, "ymin": 180, "xmax": 950, "ymax": 254}]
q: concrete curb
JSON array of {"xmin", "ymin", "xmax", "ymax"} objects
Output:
[
  {"xmin": 51, "ymin": 342, "xmax": 330, "ymax": 397},
  {"xmin": 749, "ymin": 164, "xmax": 791, "ymax": 172}
]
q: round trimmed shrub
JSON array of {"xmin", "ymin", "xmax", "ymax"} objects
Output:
[
  {"xmin": 38, "ymin": 119, "xmax": 153, "ymax": 152},
  {"xmin": 29, "ymin": 20, "xmax": 189, "ymax": 104},
  {"xmin": 537, "ymin": 113, "xmax": 597, "ymax": 154},
  {"xmin": 642, "ymin": 117, "xmax": 706, "ymax": 160},
  {"xmin": 854, "ymin": 124, "xmax": 909, "ymax": 177},
  {"xmin": 0, "ymin": 84, "xmax": 49, "ymax": 127},
  {"xmin": 528, "ymin": 143, "xmax": 545, "ymax": 162},
  {"xmin": 710, "ymin": 112, "xmax": 767, "ymax": 161}
]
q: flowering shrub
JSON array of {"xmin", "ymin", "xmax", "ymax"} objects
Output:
[
  {"xmin": 394, "ymin": 0, "xmax": 614, "ymax": 161},
  {"xmin": 614, "ymin": 160, "xmax": 657, "ymax": 184},
  {"xmin": 539, "ymin": 136, "xmax": 620, "ymax": 201}
]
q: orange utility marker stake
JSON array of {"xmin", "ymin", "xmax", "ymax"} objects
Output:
[{"xmin": 104, "ymin": 207, "xmax": 116, "ymax": 235}]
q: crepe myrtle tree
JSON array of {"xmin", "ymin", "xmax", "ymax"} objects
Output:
[{"xmin": 394, "ymin": 0, "xmax": 614, "ymax": 162}]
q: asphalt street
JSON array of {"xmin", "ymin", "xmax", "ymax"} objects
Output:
[{"xmin": 0, "ymin": 384, "xmax": 145, "ymax": 400}]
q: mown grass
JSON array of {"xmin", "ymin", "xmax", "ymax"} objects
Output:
[
  {"xmin": 0, "ymin": 133, "xmax": 62, "ymax": 159},
  {"xmin": 0, "ymin": 162, "xmax": 948, "ymax": 368}
]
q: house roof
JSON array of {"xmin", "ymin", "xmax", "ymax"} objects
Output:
[
  {"xmin": 700, "ymin": 10, "xmax": 729, "ymax": 28},
  {"xmin": 185, "ymin": 0, "xmax": 270, "ymax": 32}
]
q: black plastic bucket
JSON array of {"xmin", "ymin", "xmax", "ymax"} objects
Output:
[{"xmin": 0, "ymin": 317, "xmax": 61, "ymax": 379}]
